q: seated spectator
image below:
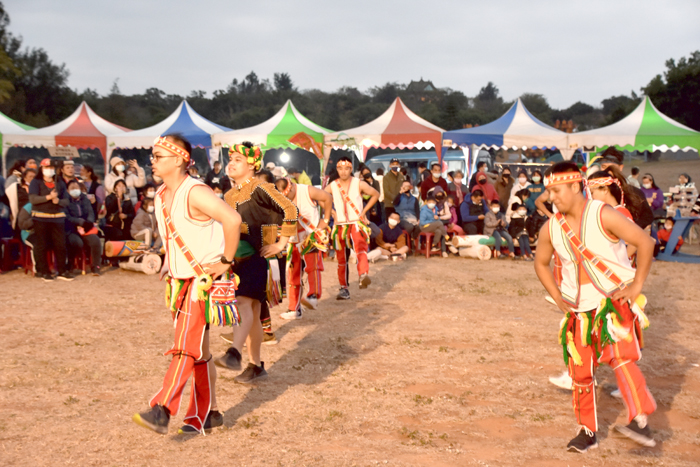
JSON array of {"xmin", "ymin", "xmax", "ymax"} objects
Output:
[
  {"xmin": 65, "ymin": 180, "xmax": 102, "ymax": 276},
  {"xmin": 29, "ymin": 158, "xmax": 73, "ymax": 281},
  {"xmin": 472, "ymin": 171, "xmax": 499, "ymax": 204},
  {"xmin": 678, "ymin": 173, "xmax": 694, "ymax": 189},
  {"xmin": 131, "ymin": 197, "xmax": 161, "ymax": 250},
  {"xmin": 448, "ymin": 170, "xmax": 467, "ymax": 205},
  {"xmin": 640, "ymin": 173, "xmax": 667, "ymax": 220},
  {"xmin": 484, "ymin": 200, "xmax": 515, "ymax": 259},
  {"xmin": 394, "ymin": 180, "xmax": 420, "ymax": 238},
  {"xmin": 506, "ymin": 188, "xmax": 532, "ymax": 221},
  {"xmin": 627, "ymin": 166, "xmax": 641, "ymax": 188},
  {"xmin": 460, "ymin": 189, "xmax": 488, "ymax": 235},
  {"xmin": 376, "ymin": 212, "xmax": 409, "ymax": 260},
  {"xmin": 10, "ymin": 168, "xmax": 36, "ymax": 233},
  {"xmin": 420, "ymin": 195, "xmax": 448, "ymax": 257},
  {"xmin": 59, "ymin": 159, "xmax": 79, "ymax": 187},
  {"xmin": 656, "ymin": 217, "xmax": 683, "ymax": 255},
  {"xmin": 80, "ymin": 164, "xmax": 105, "ymax": 219},
  {"xmin": 420, "ymin": 162, "xmax": 449, "ymax": 201},
  {"xmin": 509, "ymin": 202, "xmax": 533, "ymax": 261},
  {"xmin": 104, "ymin": 179, "xmax": 135, "ymax": 241},
  {"xmin": 444, "ymin": 195, "xmax": 464, "ymax": 236},
  {"xmin": 510, "ymin": 170, "xmax": 531, "ymax": 199}
]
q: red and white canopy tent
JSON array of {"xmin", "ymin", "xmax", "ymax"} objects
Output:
[
  {"xmin": 1, "ymin": 102, "xmax": 130, "ymax": 170},
  {"xmin": 323, "ymin": 97, "xmax": 444, "ymax": 163}
]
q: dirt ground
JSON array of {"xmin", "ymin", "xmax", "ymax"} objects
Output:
[{"xmin": 1, "ymin": 160, "xmax": 700, "ymax": 467}]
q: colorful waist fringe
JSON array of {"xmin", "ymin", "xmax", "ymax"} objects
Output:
[
  {"xmin": 558, "ymin": 310, "xmax": 595, "ymax": 366},
  {"xmin": 165, "ymin": 275, "xmax": 240, "ymax": 326},
  {"xmin": 331, "ymin": 222, "xmax": 370, "ymax": 250},
  {"xmin": 266, "ymin": 258, "xmax": 284, "ymax": 307},
  {"xmin": 593, "ymin": 295, "xmax": 649, "ymax": 349}
]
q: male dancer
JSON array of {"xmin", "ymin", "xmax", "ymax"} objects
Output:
[
  {"xmin": 133, "ymin": 134, "xmax": 241, "ymax": 435},
  {"xmin": 534, "ymin": 161, "xmax": 656, "ymax": 452},
  {"xmin": 275, "ymin": 177, "xmax": 333, "ymax": 318},
  {"xmin": 324, "ymin": 157, "xmax": 379, "ymax": 300},
  {"xmin": 215, "ymin": 142, "xmax": 298, "ymax": 382}
]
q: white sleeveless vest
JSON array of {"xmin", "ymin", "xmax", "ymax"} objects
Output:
[
  {"xmin": 550, "ymin": 200, "xmax": 635, "ymax": 312},
  {"xmin": 155, "ymin": 177, "xmax": 226, "ymax": 279},
  {"xmin": 291, "ymin": 184, "xmax": 320, "ymax": 244},
  {"xmin": 330, "ymin": 177, "xmax": 362, "ymax": 224}
]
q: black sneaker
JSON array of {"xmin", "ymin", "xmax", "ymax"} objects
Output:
[
  {"xmin": 359, "ymin": 274, "xmax": 371, "ymax": 289},
  {"xmin": 336, "ymin": 288, "xmax": 351, "ymax": 300},
  {"xmin": 214, "ymin": 347, "xmax": 242, "ymax": 371},
  {"xmin": 567, "ymin": 427, "xmax": 598, "ymax": 453},
  {"xmin": 132, "ymin": 405, "xmax": 170, "ymax": 434},
  {"xmin": 41, "ymin": 273, "xmax": 55, "ymax": 282},
  {"xmin": 615, "ymin": 419, "xmax": 656, "ymax": 447},
  {"xmin": 234, "ymin": 362, "xmax": 268, "ymax": 384},
  {"xmin": 91, "ymin": 266, "xmax": 100, "ymax": 277},
  {"xmin": 178, "ymin": 410, "xmax": 224, "ymax": 434},
  {"xmin": 57, "ymin": 271, "xmax": 75, "ymax": 281}
]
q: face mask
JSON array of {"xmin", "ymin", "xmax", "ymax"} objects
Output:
[
  {"xmin": 519, "ymin": 177, "xmax": 527, "ymax": 184},
  {"xmin": 491, "ymin": 207, "xmax": 500, "ymax": 213},
  {"xmin": 502, "ymin": 173, "xmax": 510, "ymax": 179},
  {"xmin": 363, "ymin": 173, "xmax": 372, "ymax": 179},
  {"xmin": 388, "ymin": 219, "xmax": 399, "ymax": 227},
  {"xmin": 69, "ymin": 189, "xmax": 81, "ymax": 198},
  {"xmin": 216, "ymin": 193, "xmax": 223, "ymax": 198},
  {"xmin": 432, "ymin": 172, "xmax": 441, "ymax": 178},
  {"xmin": 115, "ymin": 165, "xmax": 125, "ymax": 173},
  {"xmin": 426, "ymin": 203, "xmax": 436, "ymax": 209},
  {"xmin": 145, "ymin": 191, "xmax": 155, "ymax": 199},
  {"xmin": 642, "ymin": 182, "xmax": 652, "ymax": 189},
  {"xmin": 42, "ymin": 168, "xmax": 55, "ymax": 178},
  {"xmin": 147, "ymin": 206, "xmax": 155, "ymax": 213},
  {"xmin": 478, "ymin": 178, "xmax": 486, "ymax": 184},
  {"xmin": 454, "ymin": 179, "xmax": 462, "ymax": 185},
  {"xmin": 664, "ymin": 224, "xmax": 673, "ymax": 230},
  {"xmin": 532, "ymin": 176, "xmax": 541, "ymax": 183},
  {"xmin": 518, "ymin": 210, "xmax": 527, "ymax": 216},
  {"xmin": 391, "ymin": 166, "xmax": 400, "ymax": 172}
]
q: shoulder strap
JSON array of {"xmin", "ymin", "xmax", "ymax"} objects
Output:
[
  {"xmin": 554, "ymin": 211, "xmax": 626, "ymax": 290},
  {"xmin": 335, "ymin": 179, "xmax": 362, "ymax": 217},
  {"xmin": 159, "ymin": 192, "xmax": 206, "ymax": 277}
]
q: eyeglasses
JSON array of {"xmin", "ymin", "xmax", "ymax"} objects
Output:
[{"xmin": 150, "ymin": 154, "xmax": 177, "ymax": 163}]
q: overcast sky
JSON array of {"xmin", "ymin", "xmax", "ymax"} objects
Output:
[{"xmin": 6, "ymin": 0, "xmax": 699, "ymax": 110}]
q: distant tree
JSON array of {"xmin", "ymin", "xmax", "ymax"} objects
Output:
[
  {"xmin": 473, "ymin": 82, "xmax": 506, "ymax": 121},
  {"xmin": 273, "ymin": 72, "xmax": 294, "ymax": 92},
  {"xmin": 642, "ymin": 50, "xmax": 700, "ymax": 130},
  {"xmin": 519, "ymin": 93, "xmax": 553, "ymax": 124},
  {"xmin": 601, "ymin": 93, "xmax": 640, "ymax": 125},
  {"xmin": 369, "ymin": 82, "xmax": 404, "ymax": 104}
]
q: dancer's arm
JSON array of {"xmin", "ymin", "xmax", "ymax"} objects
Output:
[
  {"xmin": 189, "ymin": 185, "xmax": 242, "ymax": 278},
  {"xmin": 535, "ymin": 191, "xmax": 553, "ymax": 218},
  {"xmin": 308, "ymin": 185, "xmax": 333, "ymax": 230},
  {"xmin": 257, "ymin": 182, "xmax": 298, "ymax": 258},
  {"xmin": 600, "ymin": 205, "xmax": 655, "ymax": 304},
  {"xmin": 534, "ymin": 220, "xmax": 572, "ymax": 314}
]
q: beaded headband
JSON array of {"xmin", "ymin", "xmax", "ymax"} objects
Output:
[
  {"xmin": 588, "ymin": 176, "xmax": 624, "ymax": 205},
  {"xmin": 153, "ymin": 136, "xmax": 190, "ymax": 162},
  {"xmin": 282, "ymin": 177, "xmax": 293, "ymax": 196},
  {"xmin": 544, "ymin": 171, "xmax": 583, "ymax": 188},
  {"xmin": 337, "ymin": 160, "xmax": 352, "ymax": 168},
  {"xmin": 232, "ymin": 144, "xmax": 263, "ymax": 171}
]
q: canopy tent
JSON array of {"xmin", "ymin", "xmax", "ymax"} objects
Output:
[
  {"xmin": 107, "ymin": 101, "xmax": 230, "ymax": 160},
  {"xmin": 567, "ymin": 96, "xmax": 700, "ymax": 153},
  {"xmin": 2, "ymin": 102, "xmax": 130, "ymax": 167},
  {"xmin": 1, "ymin": 111, "xmax": 34, "ymax": 174},
  {"xmin": 211, "ymin": 100, "xmax": 331, "ymax": 150},
  {"xmin": 324, "ymin": 97, "xmax": 444, "ymax": 162},
  {"xmin": 441, "ymin": 98, "xmax": 568, "ymax": 152}
]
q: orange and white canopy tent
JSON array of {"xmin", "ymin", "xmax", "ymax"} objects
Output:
[
  {"xmin": 2, "ymin": 101, "xmax": 130, "ymax": 163},
  {"xmin": 324, "ymin": 97, "xmax": 444, "ymax": 161}
]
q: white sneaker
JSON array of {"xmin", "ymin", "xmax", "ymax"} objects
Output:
[
  {"xmin": 301, "ymin": 296, "xmax": 318, "ymax": 310},
  {"xmin": 549, "ymin": 371, "xmax": 573, "ymax": 390},
  {"xmin": 610, "ymin": 388, "xmax": 622, "ymax": 399},
  {"xmin": 280, "ymin": 309, "xmax": 303, "ymax": 320},
  {"xmin": 442, "ymin": 252, "xmax": 448, "ymax": 258}
]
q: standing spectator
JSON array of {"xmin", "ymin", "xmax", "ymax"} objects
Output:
[
  {"xmin": 419, "ymin": 195, "xmax": 448, "ymax": 256},
  {"xmin": 509, "ymin": 202, "xmax": 533, "ymax": 260},
  {"xmin": 460, "ymin": 189, "xmax": 488, "ymax": 235},
  {"xmin": 361, "ymin": 166, "xmax": 384, "ymax": 226},
  {"xmin": 448, "ymin": 170, "xmax": 468, "ymax": 206},
  {"xmin": 80, "ymin": 164, "xmax": 105, "ymax": 219},
  {"xmin": 627, "ymin": 166, "xmax": 641, "ymax": 188},
  {"xmin": 131, "ymin": 197, "xmax": 161, "ymax": 249},
  {"xmin": 29, "ymin": 159, "xmax": 73, "ymax": 281},
  {"xmin": 394, "ymin": 181, "xmax": 420, "ymax": 238},
  {"xmin": 416, "ymin": 162, "xmax": 429, "ymax": 187},
  {"xmin": 288, "ymin": 167, "xmax": 312, "ymax": 185},
  {"xmin": 472, "ymin": 172, "xmax": 499, "ymax": 204},
  {"xmin": 527, "ymin": 170, "xmax": 545, "ymax": 211},
  {"xmin": 60, "ymin": 160, "xmax": 79, "ymax": 187},
  {"xmin": 376, "ymin": 212, "xmax": 409, "ymax": 259},
  {"xmin": 640, "ymin": 173, "xmax": 666, "ymax": 220},
  {"xmin": 65, "ymin": 180, "xmax": 101, "ymax": 276},
  {"xmin": 4, "ymin": 160, "xmax": 25, "ymax": 189},
  {"xmin": 382, "ymin": 158, "xmax": 404, "ymax": 218},
  {"xmin": 420, "ymin": 162, "xmax": 449, "ymax": 201},
  {"xmin": 510, "ymin": 170, "xmax": 531, "ymax": 199},
  {"xmin": 188, "ymin": 165, "xmax": 201, "ymax": 180},
  {"xmin": 104, "ymin": 179, "xmax": 135, "ymax": 241},
  {"xmin": 375, "ymin": 167, "xmax": 385, "ymax": 204},
  {"xmin": 484, "ymin": 200, "xmax": 515, "ymax": 259},
  {"xmin": 205, "ymin": 161, "xmax": 232, "ymax": 193},
  {"xmin": 496, "ymin": 167, "xmax": 514, "ymax": 211}
]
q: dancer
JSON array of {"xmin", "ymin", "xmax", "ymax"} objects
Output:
[
  {"xmin": 132, "ymin": 134, "xmax": 242, "ymax": 435},
  {"xmin": 215, "ymin": 142, "xmax": 298, "ymax": 383},
  {"xmin": 324, "ymin": 157, "xmax": 379, "ymax": 300},
  {"xmin": 534, "ymin": 162, "xmax": 656, "ymax": 452},
  {"xmin": 275, "ymin": 177, "xmax": 333, "ymax": 319}
]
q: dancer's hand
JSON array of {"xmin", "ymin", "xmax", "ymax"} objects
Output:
[
  {"xmin": 612, "ymin": 281, "xmax": 642, "ymax": 305},
  {"xmin": 261, "ymin": 241, "xmax": 285, "ymax": 258},
  {"xmin": 203, "ymin": 260, "xmax": 230, "ymax": 279},
  {"xmin": 554, "ymin": 296, "xmax": 573, "ymax": 315}
]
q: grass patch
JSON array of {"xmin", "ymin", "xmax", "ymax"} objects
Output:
[
  {"xmin": 326, "ymin": 410, "xmax": 343, "ymax": 421},
  {"xmin": 413, "ymin": 394, "xmax": 433, "ymax": 405},
  {"xmin": 239, "ymin": 416, "xmax": 259, "ymax": 429},
  {"xmin": 439, "ymin": 346, "xmax": 449, "ymax": 353},
  {"xmin": 64, "ymin": 396, "xmax": 79, "ymax": 405},
  {"xmin": 531, "ymin": 413, "xmax": 553, "ymax": 422}
]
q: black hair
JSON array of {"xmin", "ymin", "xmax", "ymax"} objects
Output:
[
  {"xmin": 82, "ymin": 164, "xmax": 99, "ymax": 183},
  {"xmin": 256, "ymin": 168, "xmax": 274, "ymax": 183},
  {"xmin": 517, "ymin": 170, "xmax": 528, "ymax": 178},
  {"xmin": 287, "ymin": 167, "xmax": 301, "ymax": 175},
  {"xmin": 337, "ymin": 156, "xmax": 352, "ymax": 165},
  {"xmin": 512, "ymin": 202, "xmax": 526, "ymax": 212},
  {"xmin": 67, "ymin": 179, "xmax": 80, "ymax": 188},
  {"xmin": 113, "ymin": 179, "xmax": 127, "ymax": 191},
  {"xmin": 418, "ymin": 162, "xmax": 427, "ymax": 169},
  {"xmin": 477, "ymin": 161, "xmax": 487, "ymax": 170},
  {"xmin": 600, "ymin": 146, "xmax": 624, "ymax": 165},
  {"xmin": 544, "ymin": 161, "xmax": 584, "ymax": 192},
  {"xmin": 328, "ymin": 168, "xmax": 340, "ymax": 183},
  {"xmin": 472, "ymin": 189, "xmax": 484, "ymax": 198},
  {"xmin": 491, "ymin": 199, "xmax": 500, "ymax": 205},
  {"xmin": 515, "ymin": 188, "xmax": 531, "ymax": 200},
  {"xmin": 631, "ymin": 166, "xmax": 640, "ymax": 176},
  {"xmin": 665, "ymin": 217, "xmax": 675, "ymax": 224},
  {"xmin": 376, "ymin": 168, "xmax": 384, "ymax": 176},
  {"xmin": 430, "ymin": 162, "xmax": 441, "ymax": 170},
  {"xmin": 533, "ymin": 170, "xmax": 542, "ymax": 177},
  {"xmin": 21, "ymin": 168, "xmax": 37, "ymax": 184},
  {"xmin": 275, "ymin": 177, "xmax": 290, "ymax": 191},
  {"xmin": 8, "ymin": 160, "xmax": 25, "ymax": 176},
  {"xmin": 642, "ymin": 173, "xmax": 659, "ymax": 189}
]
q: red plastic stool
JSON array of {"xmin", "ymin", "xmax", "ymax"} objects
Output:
[
  {"xmin": 414, "ymin": 232, "xmax": 441, "ymax": 259},
  {"xmin": 1, "ymin": 238, "xmax": 24, "ymax": 272}
]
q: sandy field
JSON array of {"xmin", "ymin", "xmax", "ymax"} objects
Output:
[{"xmin": 1, "ymin": 160, "xmax": 699, "ymax": 466}]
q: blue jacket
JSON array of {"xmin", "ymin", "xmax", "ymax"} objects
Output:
[
  {"xmin": 460, "ymin": 198, "xmax": 488, "ymax": 223},
  {"xmin": 419, "ymin": 204, "xmax": 438, "ymax": 226},
  {"xmin": 394, "ymin": 192, "xmax": 419, "ymax": 221}
]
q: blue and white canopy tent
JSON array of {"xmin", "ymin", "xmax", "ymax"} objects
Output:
[{"xmin": 106, "ymin": 100, "xmax": 230, "ymax": 161}]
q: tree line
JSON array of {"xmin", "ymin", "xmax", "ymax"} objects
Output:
[{"xmin": 1, "ymin": 3, "xmax": 698, "ymax": 134}]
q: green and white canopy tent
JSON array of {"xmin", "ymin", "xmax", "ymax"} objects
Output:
[
  {"xmin": 567, "ymin": 96, "xmax": 700, "ymax": 155},
  {"xmin": 211, "ymin": 100, "xmax": 331, "ymax": 150},
  {"xmin": 1, "ymin": 110, "xmax": 35, "ymax": 174}
]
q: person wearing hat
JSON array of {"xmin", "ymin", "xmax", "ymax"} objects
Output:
[
  {"xmin": 598, "ymin": 147, "xmax": 653, "ymax": 230},
  {"xmin": 28, "ymin": 158, "xmax": 74, "ymax": 281},
  {"xmin": 60, "ymin": 159, "xmax": 79, "ymax": 187},
  {"xmin": 105, "ymin": 156, "xmax": 146, "ymax": 204},
  {"xmin": 382, "ymin": 158, "xmax": 404, "ymax": 218}
]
